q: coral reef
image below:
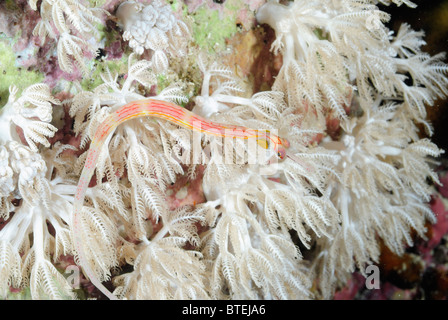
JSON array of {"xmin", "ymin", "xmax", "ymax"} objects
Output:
[{"xmin": 0, "ymin": 0, "xmax": 447, "ymax": 300}]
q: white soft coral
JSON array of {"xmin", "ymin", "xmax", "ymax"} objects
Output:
[
  {"xmin": 256, "ymin": 0, "xmax": 364, "ymax": 122},
  {"xmin": 256, "ymin": 0, "xmax": 447, "ymax": 299},
  {"xmin": 2, "ymin": 193, "xmax": 75, "ymax": 299},
  {"xmin": 68, "ymin": 55, "xmax": 213, "ymax": 298},
  {"xmin": 257, "ymin": 0, "xmax": 448, "ymax": 133},
  {"xmin": 315, "ymin": 99, "xmax": 443, "ymax": 297},
  {"xmin": 118, "ymin": 0, "xmax": 191, "ymax": 73},
  {"xmin": 0, "ymin": 84, "xmax": 82, "ymax": 299},
  {"xmin": 0, "ymin": 85, "xmax": 58, "ymax": 151},
  {"xmin": 186, "ymin": 59, "xmax": 341, "ymax": 299},
  {"xmin": 0, "ymin": 84, "xmax": 59, "ymax": 218},
  {"xmin": 66, "ymin": 50, "xmax": 341, "ymax": 299},
  {"xmin": 30, "ymin": 0, "xmax": 107, "ymax": 74}
]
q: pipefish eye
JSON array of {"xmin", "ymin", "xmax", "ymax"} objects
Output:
[{"xmin": 277, "ymin": 147, "xmax": 286, "ymax": 160}]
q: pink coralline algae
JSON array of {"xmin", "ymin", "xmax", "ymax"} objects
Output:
[{"xmin": 166, "ymin": 165, "xmax": 206, "ymax": 210}]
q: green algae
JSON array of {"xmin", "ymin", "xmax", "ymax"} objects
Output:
[
  {"xmin": 0, "ymin": 39, "xmax": 44, "ymax": 108},
  {"xmin": 190, "ymin": 3, "xmax": 240, "ymax": 53},
  {"xmin": 80, "ymin": 56, "xmax": 129, "ymax": 92}
]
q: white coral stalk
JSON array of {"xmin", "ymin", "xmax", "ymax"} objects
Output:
[{"xmin": 0, "ymin": 196, "xmax": 76, "ymax": 299}]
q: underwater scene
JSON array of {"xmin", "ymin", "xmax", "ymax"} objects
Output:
[{"xmin": 0, "ymin": 0, "xmax": 447, "ymax": 300}]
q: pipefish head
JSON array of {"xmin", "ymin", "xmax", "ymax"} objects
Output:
[
  {"xmin": 273, "ymin": 137, "xmax": 290, "ymax": 160},
  {"xmin": 256, "ymin": 132, "xmax": 290, "ymax": 160}
]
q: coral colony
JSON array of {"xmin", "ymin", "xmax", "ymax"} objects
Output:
[{"xmin": 0, "ymin": 0, "xmax": 447, "ymax": 299}]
